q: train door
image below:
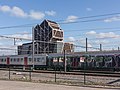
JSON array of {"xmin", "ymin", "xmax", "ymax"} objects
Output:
[
  {"xmin": 71, "ymin": 57, "xmax": 74, "ymax": 67},
  {"xmin": 48, "ymin": 56, "xmax": 53, "ymax": 67},
  {"xmin": 75, "ymin": 57, "xmax": 79, "ymax": 68},
  {"xmin": 7, "ymin": 57, "xmax": 10, "ymax": 65},
  {"xmin": 53, "ymin": 57, "xmax": 58, "ymax": 66},
  {"xmin": 67, "ymin": 57, "xmax": 71, "ymax": 67},
  {"xmin": 87, "ymin": 56, "xmax": 95, "ymax": 68},
  {"xmin": 58, "ymin": 57, "xmax": 64, "ymax": 67},
  {"xmin": 104, "ymin": 55, "xmax": 114, "ymax": 67},
  {"xmin": 71, "ymin": 57, "xmax": 79, "ymax": 68},
  {"xmin": 116, "ymin": 55, "xmax": 120, "ymax": 67},
  {"xmin": 112, "ymin": 55, "xmax": 116, "ymax": 67},
  {"xmin": 95, "ymin": 56, "xmax": 104, "ymax": 67},
  {"xmin": 79, "ymin": 56, "xmax": 86, "ymax": 68},
  {"xmin": 24, "ymin": 57, "xmax": 28, "ymax": 66}
]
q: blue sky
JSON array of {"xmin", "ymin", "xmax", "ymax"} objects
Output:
[{"xmin": 1, "ymin": 0, "xmax": 120, "ymax": 54}]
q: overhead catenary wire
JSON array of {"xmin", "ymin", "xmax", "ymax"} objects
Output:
[
  {"xmin": 0, "ymin": 35, "xmax": 31, "ymax": 41},
  {"xmin": 0, "ymin": 23, "xmax": 36, "ymax": 29},
  {"xmin": 0, "ymin": 12, "xmax": 120, "ymax": 30},
  {"xmin": 56, "ymin": 12, "xmax": 120, "ymax": 23},
  {"xmin": 2, "ymin": 25, "xmax": 120, "ymax": 40}
]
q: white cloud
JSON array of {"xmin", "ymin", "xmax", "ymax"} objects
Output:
[
  {"xmin": 98, "ymin": 32, "xmax": 119, "ymax": 38},
  {"xmin": 86, "ymin": 8, "xmax": 92, "ymax": 11},
  {"xmin": 0, "ymin": 5, "xmax": 56, "ymax": 20},
  {"xmin": 68, "ymin": 37, "xmax": 75, "ymax": 42},
  {"xmin": 11, "ymin": 33, "xmax": 32, "ymax": 40},
  {"xmin": 65, "ymin": 15, "xmax": 78, "ymax": 23},
  {"xmin": 0, "ymin": 32, "xmax": 31, "ymax": 43},
  {"xmin": 45, "ymin": 10, "xmax": 56, "ymax": 16},
  {"xmin": 86, "ymin": 31, "xmax": 120, "ymax": 38},
  {"xmin": 0, "ymin": 5, "xmax": 27, "ymax": 18},
  {"xmin": 79, "ymin": 38, "xmax": 92, "ymax": 48},
  {"xmin": 88, "ymin": 44, "xmax": 92, "ymax": 48},
  {"xmin": 94, "ymin": 40, "xmax": 109, "ymax": 44},
  {"xmin": 29, "ymin": 10, "xmax": 45, "ymax": 20},
  {"xmin": 0, "ymin": 5, "xmax": 11, "ymax": 12},
  {"xmin": 0, "ymin": 45, "xmax": 17, "ymax": 55},
  {"xmin": 11, "ymin": 6, "xmax": 27, "ymax": 17},
  {"xmin": 104, "ymin": 15, "xmax": 120, "ymax": 22},
  {"xmin": 86, "ymin": 31, "xmax": 96, "ymax": 35}
]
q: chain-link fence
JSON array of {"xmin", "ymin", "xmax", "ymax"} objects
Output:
[{"xmin": 0, "ymin": 68, "xmax": 120, "ymax": 87}]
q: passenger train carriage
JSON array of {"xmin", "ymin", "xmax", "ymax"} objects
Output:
[
  {"xmin": 0, "ymin": 51, "xmax": 120, "ymax": 71},
  {"xmin": 0, "ymin": 54, "xmax": 48, "ymax": 69}
]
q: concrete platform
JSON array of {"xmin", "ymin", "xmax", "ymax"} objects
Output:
[{"xmin": 0, "ymin": 80, "xmax": 119, "ymax": 90}]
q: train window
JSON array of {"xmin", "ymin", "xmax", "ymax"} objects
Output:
[
  {"xmin": 29, "ymin": 58, "xmax": 32, "ymax": 62},
  {"xmin": 37, "ymin": 58, "xmax": 40, "ymax": 62},
  {"xmin": 4, "ymin": 59, "xmax": 6, "ymax": 62},
  {"xmin": 34, "ymin": 58, "xmax": 36, "ymax": 62},
  {"xmin": 1, "ymin": 59, "xmax": 3, "ymax": 62},
  {"xmin": 14, "ymin": 58, "xmax": 16, "ymax": 62},
  {"xmin": 95, "ymin": 56, "xmax": 104, "ymax": 62},
  {"xmin": 17, "ymin": 58, "xmax": 19, "ymax": 62},
  {"xmin": 21, "ymin": 58, "xmax": 23, "ymax": 61},
  {"xmin": 11, "ymin": 58, "xmax": 13, "ymax": 62},
  {"xmin": 41, "ymin": 57, "xmax": 44, "ymax": 60}
]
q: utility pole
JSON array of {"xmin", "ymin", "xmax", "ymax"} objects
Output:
[
  {"xmin": 100, "ymin": 44, "xmax": 102, "ymax": 51},
  {"xmin": 118, "ymin": 47, "xmax": 119, "ymax": 50},
  {"xmin": 32, "ymin": 27, "xmax": 35, "ymax": 70}
]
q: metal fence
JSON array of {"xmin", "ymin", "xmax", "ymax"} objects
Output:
[{"xmin": 0, "ymin": 68, "xmax": 120, "ymax": 87}]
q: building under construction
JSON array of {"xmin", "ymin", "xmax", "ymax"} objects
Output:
[{"xmin": 18, "ymin": 20, "xmax": 74, "ymax": 55}]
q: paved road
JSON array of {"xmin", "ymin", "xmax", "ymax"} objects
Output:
[{"xmin": 0, "ymin": 80, "xmax": 119, "ymax": 90}]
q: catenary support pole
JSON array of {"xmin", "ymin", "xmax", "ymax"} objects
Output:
[
  {"xmin": 100, "ymin": 44, "xmax": 102, "ymax": 51},
  {"xmin": 84, "ymin": 38, "xmax": 88, "ymax": 84},
  {"xmin": 86, "ymin": 38, "xmax": 88, "ymax": 52},
  {"xmin": 64, "ymin": 50, "xmax": 66, "ymax": 72},
  {"xmin": 32, "ymin": 27, "xmax": 35, "ymax": 70}
]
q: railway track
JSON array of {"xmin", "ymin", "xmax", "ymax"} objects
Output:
[{"xmin": 33, "ymin": 70, "xmax": 120, "ymax": 77}]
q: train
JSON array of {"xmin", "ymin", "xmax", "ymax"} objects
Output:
[
  {"xmin": 0, "ymin": 54, "xmax": 48, "ymax": 70},
  {"xmin": 0, "ymin": 50, "xmax": 120, "ymax": 71}
]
